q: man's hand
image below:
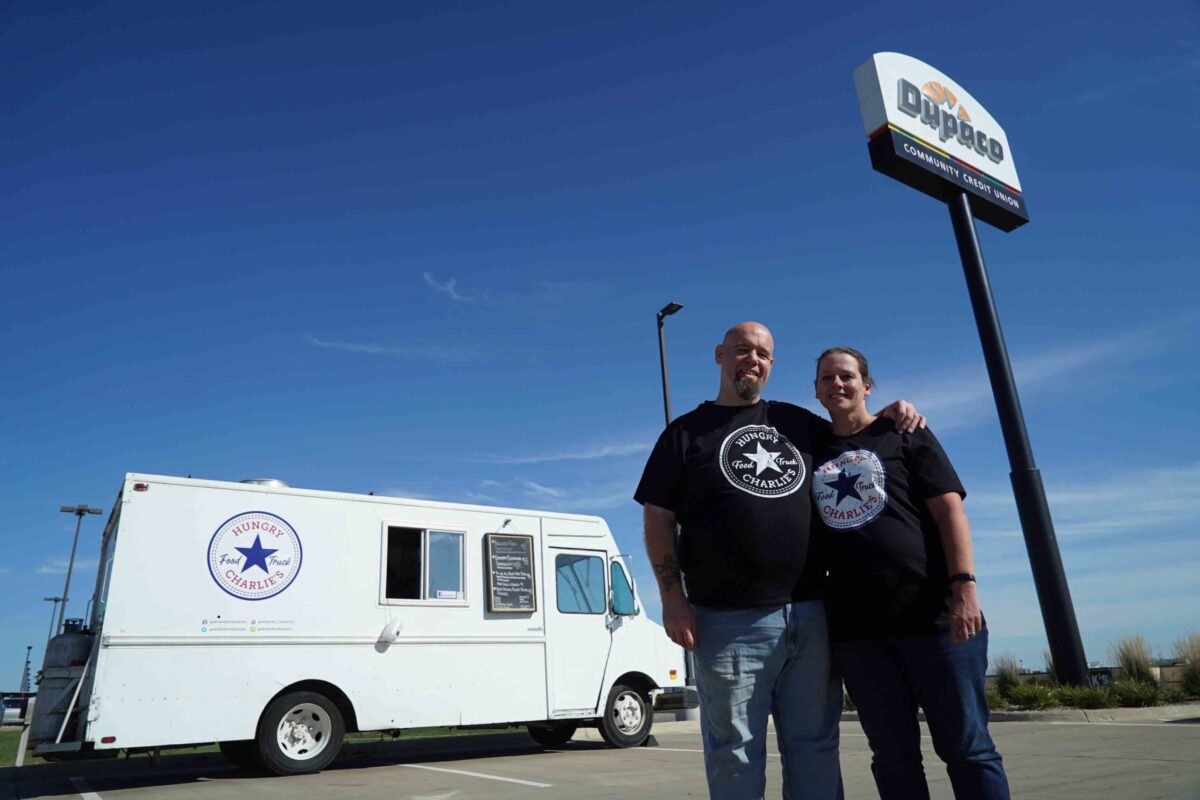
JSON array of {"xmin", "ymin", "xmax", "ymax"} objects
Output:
[
  {"xmin": 643, "ymin": 502, "xmax": 697, "ymax": 651},
  {"xmin": 661, "ymin": 592, "xmax": 697, "ymax": 651},
  {"xmin": 949, "ymin": 581, "xmax": 984, "ymax": 644},
  {"xmin": 880, "ymin": 399, "xmax": 926, "ymax": 433}
]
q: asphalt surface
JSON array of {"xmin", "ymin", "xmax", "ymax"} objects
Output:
[{"xmin": 4, "ymin": 714, "xmax": 1199, "ymax": 800}]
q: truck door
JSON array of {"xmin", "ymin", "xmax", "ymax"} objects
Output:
[{"xmin": 545, "ymin": 547, "xmax": 611, "ymax": 715}]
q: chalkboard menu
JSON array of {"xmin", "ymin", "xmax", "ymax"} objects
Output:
[{"xmin": 485, "ymin": 533, "xmax": 537, "ymax": 613}]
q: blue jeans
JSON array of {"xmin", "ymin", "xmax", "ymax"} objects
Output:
[
  {"xmin": 833, "ymin": 627, "xmax": 1010, "ymax": 800},
  {"xmin": 693, "ymin": 600, "xmax": 844, "ymax": 800}
]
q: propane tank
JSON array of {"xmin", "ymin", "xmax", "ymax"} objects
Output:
[{"xmin": 29, "ymin": 619, "xmax": 93, "ymax": 745}]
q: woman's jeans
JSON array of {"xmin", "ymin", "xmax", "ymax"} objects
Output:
[
  {"xmin": 833, "ymin": 627, "xmax": 1010, "ymax": 800},
  {"xmin": 693, "ymin": 600, "xmax": 844, "ymax": 800}
]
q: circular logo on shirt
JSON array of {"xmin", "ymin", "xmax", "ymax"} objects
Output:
[
  {"xmin": 208, "ymin": 511, "xmax": 303, "ymax": 600},
  {"xmin": 813, "ymin": 449, "xmax": 887, "ymax": 530},
  {"xmin": 718, "ymin": 425, "xmax": 806, "ymax": 498}
]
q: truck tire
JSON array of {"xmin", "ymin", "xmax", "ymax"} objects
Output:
[
  {"xmin": 218, "ymin": 739, "xmax": 260, "ymax": 770},
  {"xmin": 255, "ymin": 690, "xmax": 345, "ymax": 776},
  {"xmin": 526, "ymin": 721, "xmax": 578, "ymax": 748},
  {"xmin": 598, "ymin": 683, "xmax": 652, "ymax": 748}
]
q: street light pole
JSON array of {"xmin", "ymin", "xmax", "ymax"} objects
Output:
[
  {"xmin": 655, "ymin": 301, "xmax": 697, "ymax": 717},
  {"xmin": 44, "ymin": 596, "xmax": 63, "ymax": 646},
  {"xmin": 19, "ymin": 646, "xmax": 32, "ymax": 694},
  {"xmin": 656, "ymin": 302, "xmax": 683, "ymax": 428},
  {"xmin": 57, "ymin": 504, "xmax": 103, "ymax": 636}
]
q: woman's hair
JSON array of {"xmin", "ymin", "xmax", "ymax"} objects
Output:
[{"xmin": 815, "ymin": 346, "xmax": 872, "ymax": 388}]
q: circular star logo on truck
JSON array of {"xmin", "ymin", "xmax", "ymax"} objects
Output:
[
  {"xmin": 719, "ymin": 425, "xmax": 806, "ymax": 498},
  {"xmin": 208, "ymin": 511, "xmax": 302, "ymax": 600}
]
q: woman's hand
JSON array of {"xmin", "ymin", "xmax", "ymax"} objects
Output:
[
  {"xmin": 949, "ymin": 580, "xmax": 984, "ymax": 644},
  {"xmin": 924, "ymin": 492, "xmax": 983, "ymax": 644}
]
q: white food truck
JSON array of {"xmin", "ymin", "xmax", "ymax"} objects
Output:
[{"xmin": 30, "ymin": 474, "xmax": 693, "ymax": 775}]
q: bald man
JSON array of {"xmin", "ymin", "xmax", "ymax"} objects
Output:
[{"xmin": 635, "ymin": 322, "xmax": 923, "ymax": 800}]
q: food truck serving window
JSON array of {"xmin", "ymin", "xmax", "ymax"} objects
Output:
[{"xmin": 385, "ymin": 526, "xmax": 465, "ymax": 601}]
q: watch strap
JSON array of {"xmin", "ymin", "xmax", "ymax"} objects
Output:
[{"xmin": 949, "ymin": 572, "xmax": 976, "ymax": 583}]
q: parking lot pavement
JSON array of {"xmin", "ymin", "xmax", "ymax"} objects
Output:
[{"xmin": 6, "ymin": 719, "xmax": 1199, "ymax": 800}]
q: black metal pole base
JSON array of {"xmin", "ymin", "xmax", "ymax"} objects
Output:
[
  {"xmin": 948, "ymin": 191, "xmax": 1091, "ymax": 686},
  {"xmin": 1009, "ymin": 468, "xmax": 1090, "ymax": 686}
]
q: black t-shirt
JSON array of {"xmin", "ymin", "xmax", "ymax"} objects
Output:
[
  {"xmin": 812, "ymin": 418, "xmax": 965, "ymax": 641},
  {"xmin": 634, "ymin": 400, "xmax": 828, "ymax": 609}
]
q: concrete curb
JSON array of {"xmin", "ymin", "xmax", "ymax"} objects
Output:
[
  {"xmin": 842, "ymin": 702, "xmax": 1200, "ymax": 725},
  {"xmin": 580, "ymin": 702, "xmax": 1200, "ymax": 742}
]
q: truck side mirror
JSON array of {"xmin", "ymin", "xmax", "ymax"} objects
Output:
[{"xmin": 609, "ymin": 561, "xmax": 638, "ymax": 616}]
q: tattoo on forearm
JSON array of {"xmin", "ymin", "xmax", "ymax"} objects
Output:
[{"xmin": 653, "ymin": 554, "xmax": 682, "ymax": 593}]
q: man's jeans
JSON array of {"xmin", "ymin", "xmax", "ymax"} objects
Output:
[
  {"xmin": 833, "ymin": 627, "xmax": 1010, "ymax": 800},
  {"xmin": 693, "ymin": 600, "xmax": 843, "ymax": 800}
]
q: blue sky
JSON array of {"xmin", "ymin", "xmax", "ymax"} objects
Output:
[{"xmin": 3, "ymin": 0, "xmax": 1198, "ymax": 685}]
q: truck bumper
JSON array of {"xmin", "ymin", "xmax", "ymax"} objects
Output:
[{"xmin": 652, "ymin": 686, "xmax": 699, "ymax": 711}]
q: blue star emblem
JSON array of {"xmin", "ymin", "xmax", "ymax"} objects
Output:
[
  {"xmin": 825, "ymin": 469, "xmax": 863, "ymax": 506},
  {"xmin": 235, "ymin": 534, "xmax": 279, "ymax": 574}
]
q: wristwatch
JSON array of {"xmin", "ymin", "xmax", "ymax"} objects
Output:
[{"xmin": 949, "ymin": 573, "xmax": 976, "ymax": 584}]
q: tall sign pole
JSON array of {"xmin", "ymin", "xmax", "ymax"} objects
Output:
[{"xmin": 854, "ymin": 53, "xmax": 1089, "ymax": 685}]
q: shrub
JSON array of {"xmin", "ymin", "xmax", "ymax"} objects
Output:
[
  {"xmin": 1043, "ymin": 648, "xmax": 1059, "ymax": 686},
  {"xmin": 1111, "ymin": 634, "xmax": 1157, "ymax": 685},
  {"xmin": 1110, "ymin": 680, "xmax": 1160, "ymax": 708},
  {"xmin": 985, "ymin": 688, "xmax": 1006, "ymax": 711},
  {"xmin": 1161, "ymin": 687, "xmax": 1187, "ymax": 705},
  {"xmin": 1173, "ymin": 631, "xmax": 1200, "ymax": 697},
  {"xmin": 992, "ymin": 652, "xmax": 1021, "ymax": 697},
  {"xmin": 1052, "ymin": 685, "xmax": 1116, "ymax": 710},
  {"xmin": 1005, "ymin": 683, "xmax": 1057, "ymax": 710}
]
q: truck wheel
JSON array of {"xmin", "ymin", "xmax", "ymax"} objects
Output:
[
  {"xmin": 256, "ymin": 691, "xmax": 345, "ymax": 775},
  {"xmin": 598, "ymin": 683, "xmax": 652, "ymax": 748},
  {"xmin": 526, "ymin": 721, "xmax": 578, "ymax": 748},
  {"xmin": 218, "ymin": 740, "xmax": 260, "ymax": 770}
]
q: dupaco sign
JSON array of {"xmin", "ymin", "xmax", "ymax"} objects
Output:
[{"xmin": 854, "ymin": 52, "xmax": 1028, "ymax": 231}]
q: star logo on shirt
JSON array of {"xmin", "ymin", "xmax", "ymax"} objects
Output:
[
  {"xmin": 825, "ymin": 469, "xmax": 863, "ymax": 506},
  {"xmin": 235, "ymin": 534, "xmax": 278, "ymax": 574},
  {"xmin": 743, "ymin": 441, "xmax": 783, "ymax": 476},
  {"xmin": 719, "ymin": 424, "xmax": 806, "ymax": 498}
]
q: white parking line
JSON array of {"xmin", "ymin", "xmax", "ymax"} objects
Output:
[
  {"xmin": 400, "ymin": 763, "xmax": 553, "ymax": 788},
  {"xmin": 1048, "ymin": 721, "xmax": 1200, "ymax": 728},
  {"xmin": 70, "ymin": 777, "xmax": 102, "ymax": 800},
  {"xmin": 631, "ymin": 747, "xmax": 779, "ymax": 757}
]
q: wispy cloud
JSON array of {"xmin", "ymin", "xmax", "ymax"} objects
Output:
[
  {"xmin": 423, "ymin": 272, "xmax": 489, "ymax": 305},
  {"xmin": 889, "ymin": 317, "xmax": 1193, "ymax": 431},
  {"xmin": 378, "ymin": 486, "xmax": 438, "ymax": 500},
  {"xmin": 968, "ymin": 462, "xmax": 1200, "ymax": 544},
  {"xmin": 305, "ymin": 333, "xmax": 474, "ymax": 361},
  {"xmin": 518, "ymin": 479, "xmax": 566, "ymax": 498},
  {"xmin": 36, "ymin": 558, "xmax": 98, "ymax": 575},
  {"xmin": 457, "ymin": 477, "xmax": 635, "ymax": 512},
  {"xmin": 473, "ymin": 440, "xmax": 651, "ymax": 465}
]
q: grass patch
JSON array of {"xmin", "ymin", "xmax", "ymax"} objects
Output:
[
  {"xmin": 1109, "ymin": 680, "xmax": 1160, "ymax": 708},
  {"xmin": 0, "ymin": 728, "xmax": 45, "ymax": 767},
  {"xmin": 1161, "ymin": 688, "xmax": 1188, "ymax": 705},
  {"xmin": 1051, "ymin": 685, "xmax": 1116, "ymax": 709},
  {"xmin": 992, "ymin": 652, "xmax": 1021, "ymax": 696},
  {"xmin": 1111, "ymin": 634, "xmax": 1156, "ymax": 686},
  {"xmin": 1174, "ymin": 631, "xmax": 1200, "ymax": 698},
  {"xmin": 1004, "ymin": 683, "xmax": 1057, "ymax": 710}
]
